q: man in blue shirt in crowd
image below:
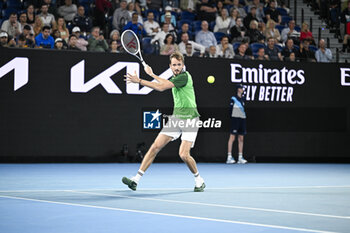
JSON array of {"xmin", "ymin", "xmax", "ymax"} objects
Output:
[
  {"xmin": 35, "ymin": 26, "xmax": 54, "ymax": 49},
  {"xmin": 123, "ymin": 12, "xmax": 146, "ymax": 38}
]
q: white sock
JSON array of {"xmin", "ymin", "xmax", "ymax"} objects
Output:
[
  {"xmin": 133, "ymin": 169, "xmax": 144, "ymax": 183},
  {"xmin": 227, "ymin": 152, "xmax": 232, "ymax": 157},
  {"xmin": 194, "ymin": 172, "xmax": 201, "ymax": 180},
  {"xmin": 238, "ymin": 153, "xmax": 243, "ymax": 159}
]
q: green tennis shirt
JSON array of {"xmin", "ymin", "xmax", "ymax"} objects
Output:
[{"xmin": 169, "ymin": 71, "xmax": 200, "ymax": 119}]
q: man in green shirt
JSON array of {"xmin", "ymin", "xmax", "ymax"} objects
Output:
[{"xmin": 122, "ymin": 52, "xmax": 205, "ymax": 192}]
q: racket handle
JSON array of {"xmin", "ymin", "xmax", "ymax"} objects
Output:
[{"xmin": 142, "ymin": 61, "xmax": 147, "ymax": 67}]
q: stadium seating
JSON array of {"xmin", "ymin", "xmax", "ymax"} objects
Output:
[
  {"xmin": 142, "ymin": 37, "xmax": 155, "ymax": 54},
  {"xmin": 250, "ymin": 42, "xmax": 265, "ymax": 55}
]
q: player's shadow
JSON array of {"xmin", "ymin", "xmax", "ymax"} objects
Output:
[{"xmin": 115, "ymin": 190, "xmax": 193, "ymax": 198}]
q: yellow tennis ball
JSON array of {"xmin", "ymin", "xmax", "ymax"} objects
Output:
[{"xmin": 207, "ymin": 75, "xmax": 215, "ymax": 84}]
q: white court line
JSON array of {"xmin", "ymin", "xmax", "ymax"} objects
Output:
[
  {"xmin": 69, "ymin": 190, "xmax": 350, "ymax": 220},
  {"xmin": 0, "ymin": 194, "xmax": 337, "ymax": 233},
  {"xmin": 0, "ymin": 185, "xmax": 350, "ymax": 193}
]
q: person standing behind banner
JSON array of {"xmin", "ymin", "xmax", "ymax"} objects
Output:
[{"xmin": 226, "ymin": 84, "xmax": 248, "ymax": 164}]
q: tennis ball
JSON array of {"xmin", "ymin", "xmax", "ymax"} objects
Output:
[{"xmin": 207, "ymin": 75, "xmax": 215, "ymax": 84}]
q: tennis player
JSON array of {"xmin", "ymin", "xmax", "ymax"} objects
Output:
[
  {"xmin": 122, "ymin": 51, "xmax": 205, "ymax": 192},
  {"xmin": 226, "ymin": 84, "xmax": 248, "ymax": 164}
]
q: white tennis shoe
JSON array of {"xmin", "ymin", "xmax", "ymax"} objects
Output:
[
  {"xmin": 226, "ymin": 155, "xmax": 236, "ymax": 164},
  {"xmin": 237, "ymin": 157, "xmax": 247, "ymax": 164}
]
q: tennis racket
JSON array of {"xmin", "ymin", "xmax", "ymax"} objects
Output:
[{"xmin": 121, "ymin": 30, "xmax": 147, "ymax": 67}]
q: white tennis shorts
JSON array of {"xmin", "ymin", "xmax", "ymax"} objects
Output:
[{"xmin": 160, "ymin": 116, "xmax": 200, "ymax": 148}]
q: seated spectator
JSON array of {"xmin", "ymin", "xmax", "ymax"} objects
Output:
[
  {"xmin": 341, "ymin": 1, "xmax": 350, "ymax": 51},
  {"xmin": 26, "ymin": 4, "xmax": 36, "ymax": 25},
  {"xmin": 88, "ymin": 26, "xmax": 109, "ymax": 52},
  {"xmin": 216, "ymin": 1, "xmax": 224, "ymax": 16},
  {"xmin": 109, "ymin": 40, "xmax": 119, "ymax": 53},
  {"xmin": 234, "ymin": 43, "xmax": 252, "ymax": 60},
  {"xmin": 256, "ymin": 47, "xmax": 269, "ymax": 60},
  {"xmin": 237, "ymin": 38, "xmax": 253, "ymax": 56},
  {"xmin": 112, "ymin": 0, "xmax": 130, "ymax": 31},
  {"xmin": 232, "ymin": 0, "xmax": 247, "ymax": 18},
  {"xmin": 229, "ymin": 8, "xmax": 240, "ymax": 28},
  {"xmin": 214, "ymin": 8, "xmax": 231, "ymax": 33},
  {"xmin": 57, "ymin": 17, "xmax": 69, "ymax": 42},
  {"xmin": 123, "ymin": 13, "xmax": 147, "ymax": 38},
  {"xmin": 184, "ymin": 43, "xmax": 200, "ymax": 57},
  {"xmin": 54, "ymin": 38, "xmax": 65, "ymax": 50},
  {"xmin": 71, "ymin": 27, "xmax": 88, "ymax": 51},
  {"xmin": 286, "ymin": 52, "xmax": 297, "ymax": 62},
  {"xmin": 19, "ymin": 25, "xmax": 35, "ymax": 48},
  {"xmin": 300, "ymin": 22, "xmax": 315, "ymax": 45},
  {"xmin": 195, "ymin": 20, "xmax": 217, "ymax": 49},
  {"xmin": 67, "ymin": 34, "xmax": 80, "ymax": 50},
  {"xmin": 248, "ymin": 0, "xmax": 265, "ymax": 22},
  {"xmin": 0, "ymin": 32, "xmax": 9, "ymax": 47},
  {"xmin": 162, "ymin": 12, "xmax": 176, "ymax": 32},
  {"xmin": 39, "ymin": 4, "xmax": 57, "ymax": 29},
  {"xmin": 264, "ymin": 20, "xmax": 281, "ymax": 44},
  {"xmin": 144, "ymin": 11, "xmax": 160, "ymax": 37},
  {"xmin": 161, "ymin": 6, "xmax": 177, "ymax": 27},
  {"xmin": 151, "ymin": 23, "xmax": 170, "ymax": 47},
  {"xmin": 216, "ymin": 35, "xmax": 234, "ymax": 58},
  {"xmin": 160, "ymin": 34, "xmax": 179, "ymax": 55},
  {"xmin": 315, "ymin": 39, "xmax": 332, "ymax": 62},
  {"xmin": 281, "ymin": 20, "xmax": 300, "ymax": 44},
  {"xmin": 197, "ymin": 0, "xmax": 217, "ymax": 22},
  {"xmin": 19, "ymin": 13, "xmax": 29, "ymax": 32},
  {"xmin": 265, "ymin": 37, "xmax": 282, "ymax": 61},
  {"xmin": 230, "ymin": 17, "xmax": 247, "ymax": 42},
  {"xmin": 179, "ymin": 32, "xmax": 206, "ymax": 56},
  {"xmin": 265, "ymin": 0, "xmax": 281, "ymax": 25},
  {"xmin": 17, "ymin": 34, "xmax": 29, "ymax": 48},
  {"xmin": 43, "ymin": 0, "xmax": 58, "ymax": 17},
  {"xmin": 108, "ymin": 29, "xmax": 122, "ymax": 52},
  {"xmin": 177, "ymin": 22, "xmax": 193, "ymax": 43},
  {"xmin": 243, "ymin": 6, "xmax": 259, "ymax": 29},
  {"xmin": 246, "ymin": 20, "xmax": 265, "ymax": 44},
  {"xmin": 180, "ymin": 0, "xmax": 198, "ymax": 13},
  {"xmin": 127, "ymin": 2, "xmax": 143, "ymax": 24},
  {"xmin": 58, "ymin": 0, "xmax": 77, "ymax": 23},
  {"xmin": 281, "ymin": 38, "xmax": 298, "ymax": 61},
  {"xmin": 205, "ymin": 45, "xmax": 219, "ymax": 58},
  {"xmin": 297, "ymin": 39, "xmax": 316, "ymax": 62},
  {"xmin": 35, "ymin": 26, "xmax": 55, "ymax": 49},
  {"xmin": 73, "ymin": 5, "xmax": 92, "ymax": 34},
  {"xmin": 1, "ymin": 13, "xmax": 22, "ymax": 38},
  {"xmin": 33, "ymin": 16, "xmax": 44, "ymax": 36}
]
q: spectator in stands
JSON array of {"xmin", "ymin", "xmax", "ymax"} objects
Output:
[
  {"xmin": 67, "ymin": 34, "xmax": 80, "ymax": 50},
  {"xmin": 26, "ymin": 4, "xmax": 36, "ymax": 25},
  {"xmin": 195, "ymin": 20, "xmax": 217, "ymax": 49},
  {"xmin": 205, "ymin": 45, "xmax": 219, "ymax": 58},
  {"xmin": 197, "ymin": 0, "xmax": 217, "ymax": 22},
  {"xmin": 57, "ymin": 17, "xmax": 69, "ymax": 42},
  {"xmin": 54, "ymin": 38, "xmax": 65, "ymax": 50},
  {"xmin": 109, "ymin": 40, "xmax": 119, "ymax": 53},
  {"xmin": 265, "ymin": 37, "xmax": 282, "ymax": 61},
  {"xmin": 160, "ymin": 34, "xmax": 179, "ymax": 55},
  {"xmin": 94, "ymin": 0, "xmax": 112, "ymax": 29},
  {"xmin": 246, "ymin": 20, "xmax": 265, "ymax": 44},
  {"xmin": 163, "ymin": 12, "xmax": 176, "ymax": 32},
  {"xmin": 264, "ymin": 19, "xmax": 281, "ymax": 44},
  {"xmin": 144, "ymin": 11, "xmax": 160, "ymax": 37},
  {"xmin": 73, "ymin": 6, "xmax": 92, "ymax": 34},
  {"xmin": 243, "ymin": 6, "xmax": 259, "ymax": 29},
  {"xmin": 43, "ymin": 0, "xmax": 58, "ymax": 17},
  {"xmin": 281, "ymin": 38, "xmax": 298, "ymax": 61},
  {"xmin": 315, "ymin": 39, "xmax": 332, "ymax": 62},
  {"xmin": 265, "ymin": 0, "xmax": 281, "ymax": 25},
  {"xmin": 33, "ymin": 16, "xmax": 44, "ymax": 36},
  {"xmin": 146, "ymin": 0, "xmax": 163, "ymax": 10},
  {"xmin": 232, "ymin": 0, "xmax": 247, "ymax": 18},
  {"xmin": 214, "ymin": 8, "xmax": 231, "ymax": 33},
  {"xmin": 216, "ymin": 35, "xmax": 234, "ymax": 58},
  {"xmin": 177, "ymin": 22, "xmax": 193, "ymax": 43},
  {"xmin": 248, "ymin": 0, "xmax": 265, "ymax": 22},
  {"xmin": 108, "ymin": 29, "xmax": 122, "ymax": 52},
  {"xmin": 72, "ymin": 27, "xmax": 88, "ymax": 51},
  {"xmin": 184, "ymin": 43, "xmax": 200, "ymax": 57},
  {"xmin": 287, "ymin": 52, "xmax": 297, "ymax": 61},
  {"xmin": 88, "ymin": 26, "xmax": 109, "ymax": 52},
  {"xmin": 180, "ymin": 0, "xmax": 199, "ymax": 12},
  {"xmin": 58, "ymin": 0, "xmax": 77, "ymax": 23},
  {"xmin": 39, "ymin": 4, "xmax": 57, "ymax": 29},
  {"xmin": 300, "ymin": 22, "xmax": 315, "ymax": 45},
  {"xmin": 161, "ymin": 6, "xmax": 177, "ymax": 27},
  {"xmin": 35, "ymin": 26, "xmax": 55, "ymax": 49},
  {"xmin": 340, "ymin": 1, "xmax": 350, "ymax": 52},
  {"xmin": 234, "ymin": 43, "xmax": 252, "ymax": 60},
  {"xmin": 1, "ymin": 12, "xmax": 22, "ymax": 38},
  {"xmin": 127, "ymin": 2, "xmax": 144, "ymax": 24},
  {"xmin": 151, "ymin": 23, "xmax": 170, "ymax": 47},
  {"xmin": 19, "ymin": 25, "xmax": 35, "ymax": 48},
  {"xmin": 0, "ymin": 32, "xmax": 8, "ymax": 47},
  {"xmin": 17, "ymin": 34, "xmax": 28, "ymax": 48},
  {"xmin": 298, "ymin": 39, "xmax": 316, "ymax": 62},
  {"xmin": 238, "ymin": 38, "xmax": 253, "ymax": 56},
  {"xmin": 123, "ymin": 13, "xmax": 147, "ymax": 38},
  {"xmin": 113, "ymin": 0, "xmax": 130, "ymax": 31},
  {"xmin": 179, "ymin": 32, "xmax": 206, "ymax": 56},
  {"xmin": 229, "ymin": 8, "xmax": 240, "ymax": 28},
  {"xmin": 19, "ymin": 13, "xmax": 29, "ymax": 32},
  {"xmin": 230, "ymin": 17, "xmax": 247, "ymax": 42},
  {"xmin": 256, "ymin": 47, "xmax": 269, "ymax": 60},
  {"xmin": 281, "ymin": 20, "xmax": 300, "ymax": 44}
]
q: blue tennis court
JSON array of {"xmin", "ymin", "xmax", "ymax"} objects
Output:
[{"xmin": 1, "ymin": 163, "xmax": 349, "ymax": 233}]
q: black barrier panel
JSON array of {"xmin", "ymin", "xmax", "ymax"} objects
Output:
[{"xmin": 1, "ymin": 47, "xmax": 350, "ymax": 162}]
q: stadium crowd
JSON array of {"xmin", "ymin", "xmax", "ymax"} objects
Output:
[{"xmin": 1, "ymin": 0, "xmax": 348, "ymax": 63}]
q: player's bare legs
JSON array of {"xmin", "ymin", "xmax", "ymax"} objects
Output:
[
  {"xmin": 140, "ymin": 134, "xmax": 173, "ymax": 172},
  {"xmin": 237, "ymin": 135, "xmax": 247, "ymax": 164},
  {"xmin": 226, "ymin": 134, "xmax": 236, "ymax": 163},
  {"xmin": 179, "ymin": 140, "xmax": 205, "ymax": 192}
]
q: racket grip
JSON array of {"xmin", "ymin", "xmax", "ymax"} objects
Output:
[{"xmin": 142, "ymin": 61, "xmax": 147, "ymax": 67}]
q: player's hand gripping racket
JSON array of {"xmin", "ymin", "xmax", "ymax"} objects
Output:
[{"xmin": 121, "ymin": 30, "xmax": 147, "ymax": 67}]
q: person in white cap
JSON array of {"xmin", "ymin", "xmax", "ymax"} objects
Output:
[
  {"xmin": 0, "ymin": 31, "xmax": 9, "ymax": 47},
  {"xmin": 160, "ymin": 6, "xmax": 177, "ymax": 27},
  {"xmin": 71, "ymin": 26, "xmax": 88, "ymax": 51}
]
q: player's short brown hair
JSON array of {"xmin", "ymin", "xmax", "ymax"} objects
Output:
[{"xmin": 169, "ymin": 51, "xmax": 184, "ymax": 64}]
